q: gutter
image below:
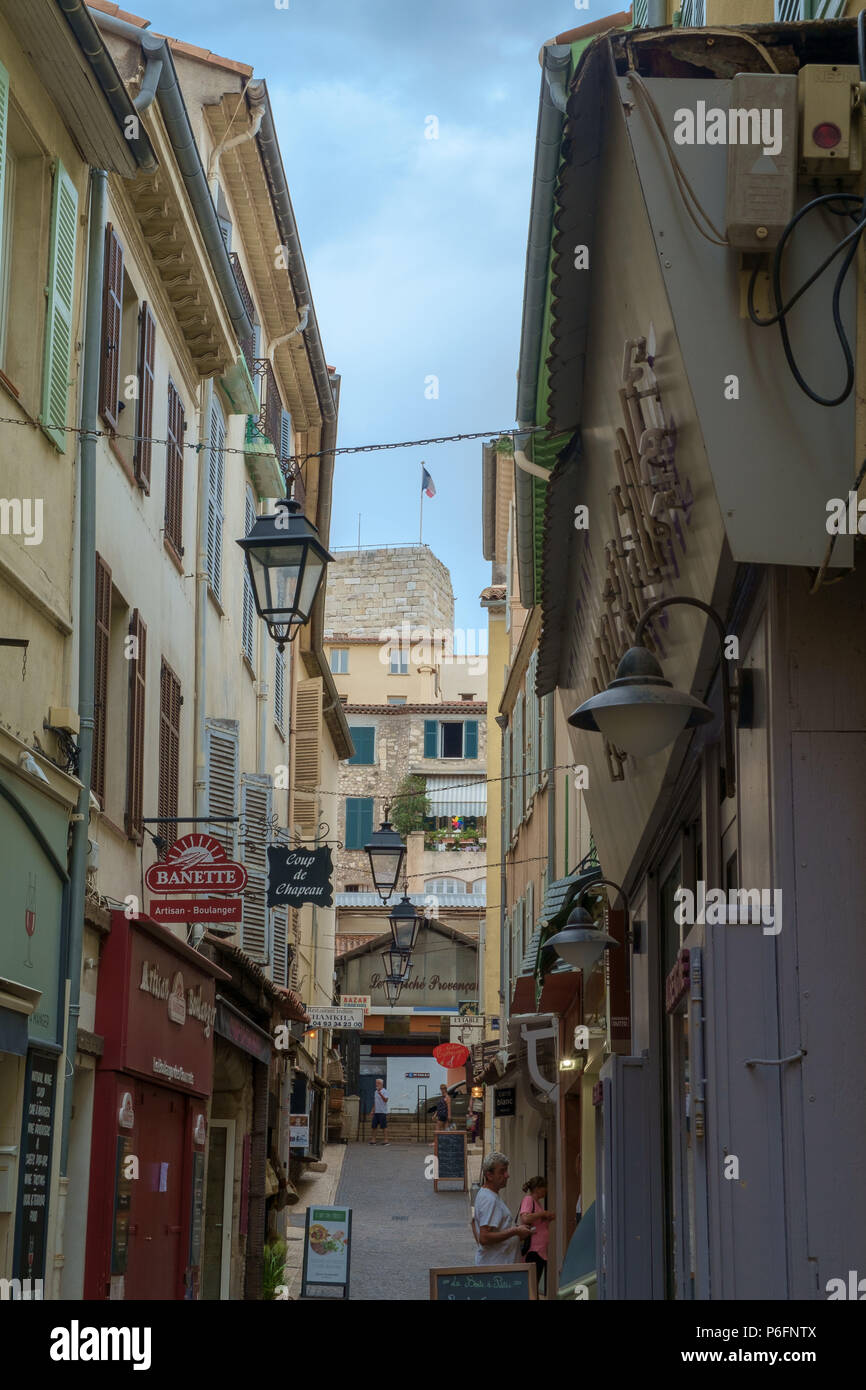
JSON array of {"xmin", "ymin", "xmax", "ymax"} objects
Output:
[
  {"xmin": 87, "ymin": 6, "xmax": 253, "ymax": 345},
  {"xmin": 55, "ymin": 0, "xmax": 157, "ymax": 170}
]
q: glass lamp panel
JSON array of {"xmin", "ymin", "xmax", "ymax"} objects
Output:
[
  {"xmin": 295, "ymin": 549, "xmax": 326, "ymax": 619},
  {"xmin": 593, "ymin": 702, "xmax": 691, "ymax": 758},
  {"xmin": 369, "ymin": 848, "xmax": 403, "ymax": 895}
]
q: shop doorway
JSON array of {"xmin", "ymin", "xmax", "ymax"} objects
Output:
[
  {"xmin": 202, "ymin": 1119, "xmax": 235, "ymax": 1300},
  {"xmin": 124, "ymin": 1083, "xmax": 185, "ymax": 1300}
]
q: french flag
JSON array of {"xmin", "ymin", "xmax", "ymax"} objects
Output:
[{"xmin": 421, "ymin": 465, "xmax": 436, "ymax": 498}]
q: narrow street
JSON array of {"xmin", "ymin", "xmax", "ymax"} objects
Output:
[{"xmin": 320, "ymin": 1143, "xmax": 478, "ymax": 1301}]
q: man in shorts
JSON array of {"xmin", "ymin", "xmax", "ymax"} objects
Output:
[{"xmin": 369, "ymin": 1077, "xmax": 389, "ymax": 1144}]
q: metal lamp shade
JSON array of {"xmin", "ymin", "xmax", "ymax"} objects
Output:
[
  {"xmin": 364, "ymin": 821, "xmax": 406, "ymax": 901},
  {"xmin": 546, "ymin": 903, "xmax": 620, "ymax": 973},
  {"xmin": 388, "ymin": 895, "xmax": 423, "ymax": 951},
  {"xmin": 381, "ymin": 947, "xmax": 412, "ymax": 983},
  {"xmin": 568, "ymin": 645, "xmax": 713, "ymax": 758},
  {"xmin": 237, "ymin": 499, "xmax": 333, "ymax": 649}
]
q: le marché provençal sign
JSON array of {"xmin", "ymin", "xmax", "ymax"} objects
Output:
[{"xmin": 368, "ymin": 974, "xmax": 475, "ymax": 993}]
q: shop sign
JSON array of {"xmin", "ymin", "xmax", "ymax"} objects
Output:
[
  {"xmin": 340, "ymin": 995, "xmax": 370, "ymax": 1011},
  {"xmin": 266, "ymin": 845, "xmax": 333, "ymax": 908},
  {"xmin": 301, "ymin": 1206, "xmax": 352, "ymax": 1300},
  {"xmin": 304, "ymin": 1006, "xmax": 364, "ymax": 1030},
  {"xmin": 149, "ymin": 898, "xmax": 242, "ymax": 925},
  {"xmin": 494, "ymin": 1086, "xmax": 516, "ymax": 1118},
  {"xmin": 450, "ymin": 1016, "xmax": 483, "ymax": 1046},
  {"xmin": 118, "ymin": 1093, "xmax": 135, "ymax": 1130},
  {"xmin": 214, "ymin": 1000, "xmax": 272, "ymax": 1065},
  {"xmin": 665, "ymin": 948, "xmax": 691, "ymax": 1014},
  {"xmin": 13, "ymin": 1053, "xmax": 56, "ymax": 1281},
  {"xmin": 144, "ymin": 834, "xmax": 247, "ymax": 894},
  {"xmin": 290, "ymin": 1114, "xmax": 310, "ymax": 1149}
]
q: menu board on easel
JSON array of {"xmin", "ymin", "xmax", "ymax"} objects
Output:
[
  {"xmin": 430, "ymin": 1265, "xmax": 538, "ymax": 1300},
  {"xmin": 434, "ymin": 1129, "xmax": 466, "ymax": 1192}
]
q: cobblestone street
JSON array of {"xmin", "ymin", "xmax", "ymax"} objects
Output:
[{"xmin": 315, "ymin": 1143, "xmax": 479, "ymax": 1300}]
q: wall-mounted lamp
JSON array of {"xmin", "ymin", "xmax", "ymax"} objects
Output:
[{"xmin": 568, "ymin": 596, "xmax": 747, "ymax": 797}]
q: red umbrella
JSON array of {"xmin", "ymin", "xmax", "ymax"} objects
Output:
[{"xmin": 433, "ymin": 1042, "xmax": 470, "ymax": 1069}]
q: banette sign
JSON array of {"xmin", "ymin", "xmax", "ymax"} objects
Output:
[{"xmin": 144, "ymin": 833, "xmax": 247, "ymax": 894}]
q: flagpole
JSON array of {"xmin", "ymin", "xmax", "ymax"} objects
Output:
[{"xmin": 419, "ymin": 460, "xmax": 424, "ymax": 543}]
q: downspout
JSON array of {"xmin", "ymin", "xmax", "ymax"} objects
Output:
[
  {"xmin": 208, "ymin": 93, "xmax": 267, "ymax": 182},
  {"xmin": 56, "ymin": 1, "xmax": 157, "ymax": 171},
  {"xmin": 257, "ymin": 592, "xmax": 268, "ymax": 776},
  {"xmin": 268, "ymin": 304, "xmax": 309, "ymax": 356},
  {"xmin": 193, "ymin": 382, "xmax": 213, "ymax": 827},
  {"xmin": 60, "ymin": 169, "xmax": 107, "ymax": 1183}
]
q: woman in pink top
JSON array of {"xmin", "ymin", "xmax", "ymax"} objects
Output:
[{"xmin": 519, "ymin": 1177, "xmax": 556, "ymax": 1293}]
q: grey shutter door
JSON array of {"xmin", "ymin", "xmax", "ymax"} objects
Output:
[
  {"xmin": 241, "ymin": 773, "xmax": 272, "ymax": 962},
  {"xmin": 423, "ymin": 720, "xmax": 438, "ymax": 758},
  {"xmin": 41, "ymin": 160, "xmax": 79, "ymax": 451},
  {"xmin": 207, "ymin": 400, "xmax": 225, "ymax": 598},
  {"xmin": 242, "ymin": 489, "xmax": 256, "ymax": 665},
  {"xmin": 206, "ymin": 721, "xmax": 239, "ymax": 858},
  {"xmin": 464, "ymin": 720, "xmax": 478, "ymax": 760}
]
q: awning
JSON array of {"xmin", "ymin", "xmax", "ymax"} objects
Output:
[
  {"xmin": 557, "ymin": 1201, "xmax": 597, "ymax": 1299},
  {"xmin": 426, "ymin": 776, "xmax": 487, "ymax": 817}
]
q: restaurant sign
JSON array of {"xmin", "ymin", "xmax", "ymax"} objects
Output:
[{"xmin": 144, "ymin": 834, "xmax": 247, "ymax": 894}]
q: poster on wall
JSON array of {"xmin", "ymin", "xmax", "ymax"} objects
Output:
[
  {"xmin": 289, "ymin": 1114, "xmax": 310, "ymax": 1149},
  {"xmin": 301, "ymin": 1206, "xmax": 352, "ymax": 1300}
]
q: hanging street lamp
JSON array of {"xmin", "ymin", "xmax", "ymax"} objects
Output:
[
  {"xmin": 545, "ymin": 901, "xmax": 619, "ymax": 974},
  {"xmin": 364, "ymin": 811, "xmax": 406, "ymax": 903},
  {"xmin": 387, "ymin": 894, "xmax": 423, "ymax": 952},
  {"xmin": 568, "ymin": 596, "xmax": 747, "ymax": 796},
  {"xmin": 381, "ymin": 945, "xmax": 412, "ymax": 983},
  {"xmin": 383, "ymin": 975, "xmax": 405, "ymax": 1006},
  {"xmin": 236, "ymin": 495, "xmax": 333, "ymax": 651}
]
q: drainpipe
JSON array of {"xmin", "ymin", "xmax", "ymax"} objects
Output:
[
  {"xmin": 257, "ymin": 603, "xmax": 268, "ymax": 776},
  {"xmin": 193, "ymin": 382, "xmax": 213, "ymax": 829},
  {"xmin": 60, "ymin": 168, "xmax": 107, "ymax": 1186},
  {"xmin": 56, "ymin": 2, "xmax": 156, "ymax": 171},
  {"xmin": 134, "ymin": 53, "xmax": 163, "ymax": 112},
  {"xmin": 208, "ymin": 94, "xmax": 267, "ymax": 182},
  {"xmin": 268, "ymin": 304, "xmax": 310, "ymax": 357}
]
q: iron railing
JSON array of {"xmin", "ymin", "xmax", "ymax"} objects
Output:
[
  {"xmin": 253, "ymin": 357, "xmax": 283, "ymax": 455},
  {"xmin": 229, "ymin": 252, "xmax": 257, "ymax": 373}
]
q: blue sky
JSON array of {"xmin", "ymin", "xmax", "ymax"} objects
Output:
[{"xmin": 138, "ymin": 0, "xmax": 619, "ymax": 631}]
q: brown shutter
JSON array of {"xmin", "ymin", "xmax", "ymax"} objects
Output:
[
  {"xmin": 99, "ymin": 225, "xmax": 123, "ymax": 429},
  {"xmin": 135, "ymin": 303, "xmax": 155, "ymax": 491},
  {"xmin": 125, "ymin": 609, "xmax": 147, "ymax": 841},
  {"xmin": 164, "ymin": 382, "xmax": 184, "ymax": 555},
  {"xmin": 92, "ymin": 552, "xmax": 112, "ymax": 804},
  {"xmin": 291, "ymin": 678, "xmax": 322, "ymax": 838},
  {"xmin": 158, "ymin": 659, "xmax": 181, "ymax": 848}
]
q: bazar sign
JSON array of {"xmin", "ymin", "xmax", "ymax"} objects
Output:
[
  {"xmin": 144, "ymin": 834, "xmax": 247, "ymax": 894},
  {"xmin": 304, "ymin": 1006, "xmax": 364, "ymax": 1030}
]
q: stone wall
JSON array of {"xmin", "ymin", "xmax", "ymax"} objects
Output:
[{"xmin": 325, "ymin": 546, "xmax": 454, "ymax": 637}]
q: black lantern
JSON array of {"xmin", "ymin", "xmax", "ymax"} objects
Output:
[
  {"xmin": 381, "ymin": 946, "xmax": 412, "ymax": 983},
  {"xmin": 236, "ymin": 496, "xmax": 333, "ymax": 651},
  {"xmin": 364, "ymin": 816, "xmax": 406, "ymax": 902},
  {"xmin": 387, "ymin": 895, "xmax": 423, "ymax": 952},
  {"xmin": 383, "ymin": 975, "xmax": 404, "ymax": 1006}
]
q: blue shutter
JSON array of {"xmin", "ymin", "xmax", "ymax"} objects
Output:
[
  {"xmin": 424, "ymin": 720, "xmax": 438, "ymax": 758},
  {"xmin": 359, "ymin": 797, "xmax": 374, "ymax": 846},
  {"xmin": 464, "ymin": 720, "xmax": 478, "ymax": 760},
  {"xmin": 346, "ymin": 796, "xmax": 374, "ymax": 850},
  {"xmin": 348, "ymin": 727, "xmax": 375, "ymax": 765}
]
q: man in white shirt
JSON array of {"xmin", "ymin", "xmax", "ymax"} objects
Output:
[
  {"xmin": 472, "ymin": 1152, "xmax": 531, "ymax": 1265},
  {"xmin": 369, "ymin": 1078, "xmax": 390, "ymax": 1145}
]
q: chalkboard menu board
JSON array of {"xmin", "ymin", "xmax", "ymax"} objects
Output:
[
  {"xmin": 13, "ymin": 1051, "xmax": 57, "ymax": 1281},
  {"xmin": 494, "ymin": 1086, "xmax": 516, "ymax": 1117},
  {"xmin": 434, "ymin": 1129, "xmax": 466, "ymax": 1192},
  {"xmin": 430, "ymin": 1265, "xmax": 538, "ymax": 1300}
]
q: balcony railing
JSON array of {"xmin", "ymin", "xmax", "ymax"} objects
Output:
[
  {"xmin": 253, "ymin": 358, "xmax": 283, "ymax": 457},
  {"xmin": 229, "ymin": 252, "xmax": 257, "ymax": 373}
]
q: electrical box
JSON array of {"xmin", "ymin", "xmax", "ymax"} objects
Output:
[
  {"xmin": 798, "ymin": 64, "xmax": 861, "ymax": 183},
  {"xmin": 725, "ymin": 73, "xmax": 798, "ymax": 250},
  {"xmin": 48, "ymin": 706, "xmax": 80, "ymax": 734}
]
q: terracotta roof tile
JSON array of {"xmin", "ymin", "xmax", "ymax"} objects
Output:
[{"xmin": 90, "ymin": 1, "xmax": 254, "ymax": 77}]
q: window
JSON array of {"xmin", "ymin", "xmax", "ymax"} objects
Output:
[
  {"xmin": 274, "ymin": 646, "xmax": 285, "ymax": 735},
  {"xmin": 348, "ymin": 726, "xmax": 375, "ymax": 765},
  {"xmin": 158, "ymin": 660, "xmax": 181, "ymax": 850},
  {"xmin": 125, "ymin": 609, "xmax": 147, "ymax": 841},
  {"xmin": 345, "ymin": 796, "xmax": 374, "ymax": 850},
  {"xmin": 387, "ymin": 696, "xmax": 406, "ymax": 706},
  {"xmin": 345, "ymin": 884, "xmax": 362, "ymax": 893},
  {"xmin": 424, "ymin": 719, "xmax": 479, "ymax": 759},
  {"xmin": 330, "ymin": 648, "xmax": 349, "ymax": 674},
  {"xmin": 206, "ymin": 397, "xmax": 225, "ymax": 599},
  {"xmin": 424, "ymin": 877, "xmax": 466, "ymax": 895},
  {"xmin": 389, "ymin": 649, "xmax": 408, "ymax": 675},
  {"xmin": 459, "ymin": 693, "xmax": 474, "ymax": 702},
  {"xmin": 165, "ymin": 381, "xmax": 184, "ymax": 557},
  {"xmin": 242, "ymin": 487, "xmax": 256, "ymax": 668},
  {"xmin": 471, "ymin": 878, "xmax": 485, "ymax": 895}
]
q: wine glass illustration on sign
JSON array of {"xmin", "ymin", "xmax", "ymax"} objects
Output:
[{"xmin": 24, "ymin": 873, "xmax": 36, "ymax": 967}]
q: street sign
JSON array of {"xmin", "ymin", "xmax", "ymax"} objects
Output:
[
  {"xmin": 149, "ymin": 899, "xmax": 242, "ymax": 925},
  {"xmin": 304, "ymin": 1006, "xmax": 364, "ymax": 1030},
  {"xmin": 144, "ymin": 833, "xmax": 247, "ymax": 894},
  {"xmin": 266, "ymin": 844, "xmax": 333, "ymax": 908}
]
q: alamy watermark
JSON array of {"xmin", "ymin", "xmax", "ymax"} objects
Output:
[
  {"xmin": 0, "ymin": 498, "xmax": 43, "ymax": 546},
  {"xmin": 673, "ymin": 103, "xmax": 782, "ymax": 158},
  {"xmin": 379, "ymin": 622, "xmax": 487, "ymax": 677},
  {"xmin": 674, "ymin": 882, "xmax": 782, "ymax": 935}
]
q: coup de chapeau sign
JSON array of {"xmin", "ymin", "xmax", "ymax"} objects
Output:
[{"xmin": 266, "ymin": 845, "xmax": 333, "ymax": 909}]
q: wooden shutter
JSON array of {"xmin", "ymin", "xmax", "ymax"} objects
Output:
[
  {"xmin": 92, "ymin": 552, "xmax": 112, "ymax": 804},
  {"xmin": 503, "ymin": 725, "xmax": 512, "ymax": 844},
  {"xmin": 41, "ymin": 161, "xmax": 79, "ymax": 451},
  {"xmin": 464, "ymin": 720, "xmax": 478, "ymax": 760},
  {"xmin": 165, "ymin": 381, "xmax": 184, "ymax": 555},
  {"xmin": 242, "ymin": 489, "xmax": 256, "ymax": 665},
  {"xmin": 240, "ymin": 773, "xmax": 272, "ymax": 962},
  {"xmin": 424, "ymin": 719, "xmax": 438, "ymax": 758},
  {"xmin": 207, "ymin": 399, "xmax": 225, "ymax": 599},
  {"xmin": 280, "ymin": 409, "xmax": 291, "ymax": 464},
  {"xmin": 134, "ymin": 302, "xmax": 155, "ymax": 491},
  {"xmin": 345, "ymin": 797, "xmax": 373, "ymax": 851},
  {"xmin": 158, "ymin": 660, "xmax": 181, "ymax": 846},
  {"xmin": 125, "ymin": 609, "xmax": 147, "ymax": 840},
  {"xmin": 349, "ymin": 727, "xmax": 374, "ymax": 765},
  {"xmin": 0, "ymin": 63, "xmax": 9, "ymax": 276},
  {"xmin": 512, "ymin": 696, "xmax": 524, "ymax": 829},
  {"xmin": 526, "ymin": 881, "xmax": 534, "ymax": 954},
  {"xmin": 98, "ymin": 223, "xmax": 122, "ymax": 429},
  {"xmin": 271, "ymin": 826, "xmax": 289, "ymax": 986},
  {"xmin": 206, "ymin": 720, "xmax": 239, "ymax": 858},
  {"xmin": 292, "ymin": 677, "xmax": 321, "ymax": 838}
]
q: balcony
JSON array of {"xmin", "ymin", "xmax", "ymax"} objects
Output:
[{"xmin": 229, "ymin": 252, "xmax": 257, "ymax": 373}]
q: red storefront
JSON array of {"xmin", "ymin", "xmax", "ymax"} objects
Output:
[{"xmin": 84, "ymin": 912, "xmax": 229, "ymax": 1300}]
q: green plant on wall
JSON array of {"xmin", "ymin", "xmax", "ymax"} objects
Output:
[{"xmin": 390, "ymin": 774, "xmax": 429, "ymax": 838}]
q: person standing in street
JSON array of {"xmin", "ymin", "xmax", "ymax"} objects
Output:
[
  {"xmin": 471, "ymin": 1152, "xmax": 531, "ymax": 1265},
  {"xmin": 369, "ymin": 1077, "xmax": 389, "ymax": 1145},
  {"xmin": 435, "ymin": 1084, "xmax": 451, "ymax": 1132},
  {"xmin": 518, "ymin": 1176, "xmax": 556, "ymax": 1293}
]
